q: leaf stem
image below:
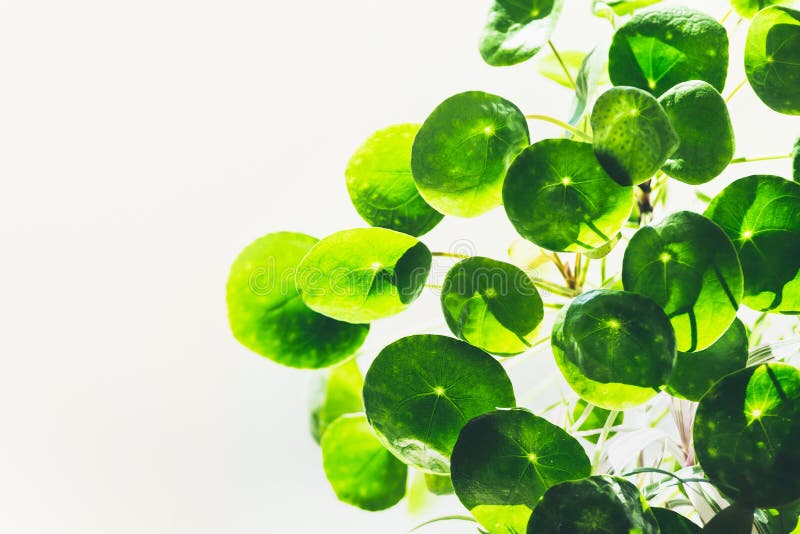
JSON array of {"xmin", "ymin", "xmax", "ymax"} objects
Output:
[
  {"xmin": 591, "ymin": 409, "xmax": 620, "ymax": 474},
  {"xmin": 724, "ymin": 78, "xmax": 747, "ymax": 103},
  {"xmin": 525, "ymin": 114, "xmax": 592, "ymax": 141},
  {"xmin": 431, "ymin": 251, "xmax": 471, "ymax": 259},
  {"xmin": 547, "ymin": 39, "xmax": 577, "ymax": 91},
  {"xmin": 719, "ymin": 8, "xmax": 733, "ymax": 25},
  {"xmin": 529, "ymin": 277, "xmax": 580, "ymax": 298},
  {"xmin": 730, "ymin": 153, "xmax": 792, "ymax": 164}
]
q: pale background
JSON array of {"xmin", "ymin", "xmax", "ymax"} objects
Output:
[{"xmin": 0, "ymin": 0, "xmax": 797, "ymax": 533}]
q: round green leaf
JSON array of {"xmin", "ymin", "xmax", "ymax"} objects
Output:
[
  {"xmin": 694, "ymin": 363, "xmax": 800, "ymax": 508},
  {"xmin": 702, "ymin": 504, "xmax": 755, "ymax": 534},
  {"xmin": 309, "ymin": 359, "xmax": 364, "ymax": 443},
  {"xmin": 760, "ymin": 501, "xmax": 800, "ymax": 534},
  {"xmin": 732, "ymin": 0, "xmax": 792, "ymax": 19},
  {"xmin": 704, "ymin": 175, "xmax": 800, "ymax": 313},
  {"xmin": 551, "ymin": 289, "xmax": 676, "ymax": 410},
  {"xmin": 652, "ymin": 507, "xmax": 700, "ymax": 533},
  {"xmin": 537, "ymin": 50, "xmax": 586, "ymax": 88},
  {"xmin": 503, "ymin": 138, "xmax": 633, "ymax": 252},
  {"xmin": 745, "ymin": 6, "xmax": 800, "ymax": 115},
  {"xmin": 441, "ymin": 257, "xmax": 544, "ymax": 356},
  {"xmin": 411, "ymin": 91, "xmax": 530, "ymax": 217},
  {"xmin": 345, "ymin": 124, "xmax": 443, "ymax": 237},
  {"xmin": 571, "ymin": 400, "xmax": 624, "ymax": 444},
  {"xmin": 321, "ymin": 414, "xmax": 407, "ymax": 511},
  {"xmin": 526, "ymin": 475, "xmax": 659, "ymax": 534},
  {"xmin": 479, "ymin": 0, "xmax": 564, "ymax": 67},
  {"xmin": 424, "ymin": 473, "xmax": 454, "ymax": 496},
  {"xmin": 450, "ymin": 408, "xmax": 591, "ymax": 534},
  {"xmin": 591, "ymin": 86, "xmax": 679, "ymax": 186},
  {"xmin": 622, "ymin": 211, "xmax": 743, "ymax": 352},
  {"xmin": 608, "ymin": 7, "xmax": 729, "ymax": 97},
  {"xmin": 227, "ymin": 232, "xmax": 369, "ymax": 368},
  {"xmin": 363, "ymin": 335, "xmax": 516, "ymax": 474},
  {"xmin": 666, "ymin": 318, "xmax": 749, "ymax": 402},
  {"xmin": 793, "ymin": 136, "xmax": 800, "ymax": 181},
  {"xmin": 296, "ymin": 227, "xmax": 431, "ymax": 323},
  {"xmin": 659, "ymin": 81, "xmax": 735, "ymax": 185},
  {"xmin": 593, "ymin": 0, "xmax": 663, "ymax": 17}
]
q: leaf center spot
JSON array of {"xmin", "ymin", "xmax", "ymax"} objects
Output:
[
  {"xmin": 527, "ymin": 452, "xmax": 537, "ymax": 463},
  {"xmin": 371, "ymin": 261, "xmax": 382, "ymax": 270},
  {"xmin": 659, "ymin": 252, "xmax": 672, "ymax": 263},
  {"xmin": 606, "ymin": 319, "xmax": 621, "ymax": 330},
  {"xmin": 484, "ymin": 287, "xmax": 498, "ymax": 298},
  {"xmin": 647, "ymin": 79, "xmax": 656, "ymax": 90},
  {"xmin": 433, "ymin": 386, "xmax": 446, "ymax": 397},
  {"xmin": 742, "ymin": 229, "xmax": 754, "ymax": 240},
  {"xmin": 561, "ymin": 176, "xmax": 572, "ymax": 186},
  {"xmin": 483, "ymin": 125, "xmax": 494, "ymax": 136}
]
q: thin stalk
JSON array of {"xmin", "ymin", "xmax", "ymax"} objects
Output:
[
  {"xmin": 550, "ymin": 252, "xmax": 568, "ymax": 278},
  {"xmin": 591, "ymin": 410, "xmax": 621, "ymax": 474},
  {"xmin": 525, "ymin": 114, "xmax": 592, "ymax": 141},
  {"xmin": 431, "ymin": 251, "xmax": 471, "ymax": 259},
  {"xmin": 425, "ymin": 283, "xmax": 442, "ymax": 290},
  {"xmin": 724, "ymin": 78, "xmax": 747, "ymax": 103},
  {"xmin": 719, "ymin": 8, "xmax": 733, "ymax": 25},
  {"xmin": 542, "ymin": 301, "xmax": 564, "ymax": 309},
  {"xmin": 547, "ymin": 39, "xmax": 577, "ymax": 91},
  {"xmin": 730, "ymin": 153, "xmax": 791, "ymax": 164},
  {"xmin": 568, "ymin": 402, "xmax": 595, "ymax": 433},
  {"xmin": 530, "ymin": 277, "xmax": 579, "ymax": 298}
]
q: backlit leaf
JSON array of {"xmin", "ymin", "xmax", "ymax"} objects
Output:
[{"xmin": 479, "ymin": 0, "xmax": 564, "ymax": 67}]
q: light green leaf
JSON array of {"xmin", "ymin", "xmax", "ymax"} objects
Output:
[
  {"xmin": 309, "ymin": 359, "xmax": 364, "ymax": 443},
  {"xmin": 424, "ymin": 473, "xmax": 454, "ymax": 496},
  {"xmin": 346, "ymin": 124, "xmax": 443, "ymax": 237},
  {"xmin": 622, "ymin": 211, "xmax": 743, "ymax": 352},
  {"xmin": 745, "ymin": 6, "xmax": 800, "ymax": 115},
  {"xmin": 732, "ymin": 0, "xmax": 793, "ymax": 19},
  {"xmin": 704, "ymin": 175, "xmax": 800, "ymax": 313},
  {"xmin": 568, "ymin": 41, "xmax": 610, "ymax": 126},
  {"xmin": 296, "ymin": 227, "xmax": 431, "ymax": 323},
  {"xmin": 479, "ymin": 0, "xmax": 564, "ymax": 67},
  {"xmin": 591, "ymin": 86, "xmax": 679, "ymax": 186},
  {"xmin": 411, "ymin": 91, "xmax": 530, "ymax": 217},
  {"xmin": 503, "ymin": 138, "xmax": 633, "ymax": 252},
  {"xmin": 441, "ymin": 257, "xmax": 544, "ymax": 356},
  {"xmin": 450, "ymin": 408, "xmax": 591, "ymax": 534},
  {"xmin": 593, "ymin": 0, "xmax": 663, "ymax": 17},
  {"xmin": 363, "ymin": 335, "xmax": 516, "ymax": 474},
  {"xmin": 537, "ymin": 49, "xmax": 585, "ymax": 88},
  {"xmin": 666, "ymin": 318, "xmax": 749, "ymax": 402},
  {"xmin": 226, "ymin": 232, "xmax": 368, "ymax": 368},
  {"xmin": 659, "ymin": 81, "xmax": 735, "ymax": 185},
  {"xmin": 321, "ymin": 414, "xmax": 407, "ymax": 511},
  {"xmin": 694, "ymin": 363, "xmax": 800, "ymax": 508},
  {"xmin": 526, "ymin": 475, "xmax": 659, "ymax": 533},
  {"xmin": 608, "ymin": 7, "xmax": 728, "ymax": 97},
  {"xmin": 552, "ymin": 289, "xmax": 676, "ymax": 410}
]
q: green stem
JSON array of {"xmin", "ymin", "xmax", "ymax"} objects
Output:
[
  {"xmin": 530, "ymin": 277, "xmax": 580, "ymax": 298},
  {"xmin": 724, "ymin": 78, "xmax": 747, "ymax": 103},
  {"xmin": 525, "ymin": 114, "xmax": 592, "ymax": 141},
  {"xmin": 591, "ymin": 410, "xmax": 620, "ymax": 474},
  {"xmin": 730, "ymin": 153, "xmax": 792, "ymax": 164},
  {"xmin": 431, "ymin": 251, "xmax": 471, "ymax": 259},
  {"xmin": 547, "ymin": 39, "xmax": 577, "ymax": 91}
]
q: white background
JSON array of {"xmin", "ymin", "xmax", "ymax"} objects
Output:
[{"xmin": 1, "ymin": 0, "xmax": 797, "ymax": 533}]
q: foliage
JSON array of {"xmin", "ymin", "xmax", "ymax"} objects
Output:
[{"xmin": 227, "ymin": 1, "xmax": 800, "ymax": 532}]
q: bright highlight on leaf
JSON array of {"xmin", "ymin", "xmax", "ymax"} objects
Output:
[
  {"xmin": 362, "ymin": 335, "xmax": 516, "ymax": 474},
  {"xmin": 552, "ymin": 289, "xmax": 676, "ymax": 410},
  {"xmin": 346, "ymin": 124, "xmax": 443, "ymax": 237},
  {"xmin": 479, "ymin": 0, "xmax": 564, "ymax": 67},
  {"xmin": 705, "ymin": 175, "xmax": 800, "ymax": 313},
  {"xmin": 296, "ymin": 227, "xmax": 431, "ymax": 323},
  {"xmin": 503, "ymin": 138, "xmax": 633, "ymax": 251},
  {"xmin": 694, "ymin": 363, "xmax": 800, "ymax": 508},
  {"xmin": 622, "ymin": 210, "xmax": 743, "ymax": 352},
  {"xmin": 591, "ymin": 86, "xmax": 679, "ymax": 186},
  {"xmin": 321, "ymin": 414, "xmax": 408, "ymax": 511},
  {"xmin": 745, "ymin": 6, "xmax": 800, "ymax": 115},
  {"xmin": 450, "ymin": 408, "xmax": 590, "ymax": 534},
  {"xmin": 227, "ymin": 232, "xmax": 368, "ymax": 368},
  {"xmin": 441, "ymin": 257, "xmax": 544, "ymax": 355},
  {"xmin": 526, "ymin": 475, "xmax": 660, "ymax": 533},
  {"xmin": 608, "ymin": 7, "xmax": 728, "ymax": 97},
  {"xmin": 411, "ymin": 91, "xmax": 529, "ymax": 217}
]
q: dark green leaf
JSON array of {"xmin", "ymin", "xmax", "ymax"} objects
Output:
[
  {"xmin": 503, "ymin": 138, "xmax": 633, "ymax": 251},
  {"xmin": 666, "ymin": 318, "xmax": 749, "ymax": 402},
  {"xmin": 321, "ymin": 414, "xmax": 407, "ymax": 511},
  {"xmin": 694, "ymin": 363, "xmax": 800, "ymax": 507},
  {"xmin": 296, "ymin": 227, "xmax": 431, "ymax": 323},
  {"xmin": 411, "ymin": 91, "xmax": 530, "ymax": 217},
  {"xmin": 652, "ymin": 507, "xmax": 700, "ymax": 533},
  {"xmin": 346, "ymin": 124, "xmax": 443, "ymax": 237},
  {"xmin": 526, "ymin": 475, "xmax": 659, "ymax": 533},
  {"xmin": 732, "ymin": 0, "xmax": 793, "ymax": 19},
  {"xmin": 659, "ymin": 81, "xmax": 735, "ymax": 185},
  {"xmin": 622, "ymin": 211, "xmax": 743, "ymax": 352},
  {"xmin": 704, "ymin": 175, "xmax": 800, "ymax": 313},
  {"xmin": 479, "ymin": 0, "xmax": 564, "ymax": 67},
  {"xmin": 571, "ymin": 399, "xmax": 624, "ymax": 444},
  {"xmin": 793, "ymin": 136, "xmax": 800, "ymax": 181},
  {"xmin": 758, "ymin": 501, "xmax": 800, "ymax": 534},
  {"xmin": 226, "ymin": 232, "xmax": 368, "ymax": 368},
  {"xmin": 552, "ymin": 289, "xmax": 676, "ymax": 409},
  {"xmin": 441, "ymin": 257, "xmax": 544, "ymax": 356},
  {"xmin": 591, "ymin": 86, "xmax": 679, "ymax": 186},
  {"xmin": 701, "ymin": 503, "xmax": 755, "ymax": 534},
  {"xmin": 309, "ymin": 359, "xmax": 364, "ymax": 443},
  {"xmin": 608, "ymin": 7, "xmax": 728, "ymax": 97},
  {"xmin": 363, "ymin": 335, "xmax": 516, "ymax": 474},
  {"xmin": 745, "ymin": 6, "xmax": 800, "ymax": 115},
  {"xmin": 451, "ymin": 408, "xmax": 591, "ymax": 534}
]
